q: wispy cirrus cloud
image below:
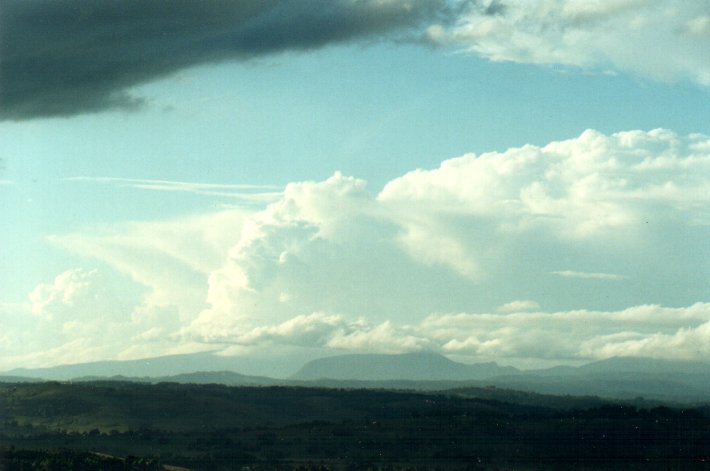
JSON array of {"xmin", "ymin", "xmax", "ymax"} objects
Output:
[
  {"xmin": 551, "ymin": 270, "xmax": 627, "ymax": 281},
  {"xmin": 66, "ymin": 177, "xmax": 283, "ymax": 203}
]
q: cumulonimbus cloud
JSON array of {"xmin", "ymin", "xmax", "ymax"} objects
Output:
[
  {"xmin": 186, "ymin": 129, "xmax": 710, "ymax": 346},
  {"xmin": 0, "ymin": 0, "xmax": 456, "ymax": 120},
  {"xmin": 17, "ymin": 128, "xmax": 710, "ymax": 366}
]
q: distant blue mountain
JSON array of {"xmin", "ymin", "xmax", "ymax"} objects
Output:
[
  {"xmin": 578, "ymin": 356, "xmax": 710, "ymax": 375},
  {"xmin": 3, "ymin": 351, "xmax": 311, "ymax": 381},
  {"xmin": 5, "ymin": 352, "xmax": 226, "ymax": 380},
  {"xmin": 5, "ymin": 351, "xmax": 710, "ymax": 403},
  {"xmin": 291, "ymin": 351, "xmax": 518, "ymax": 381}
]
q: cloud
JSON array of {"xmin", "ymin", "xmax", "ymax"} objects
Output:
[
  {"xmin": 234, "ymin": 312, "xmax": 351, "ymax": 347},
  {"xmin": 28, "ymin": 269, "xmax": 94, "ymax": 317},
  {"xmin": 190, "ymin": 302, "xmax": 710, "ymax": 364},
  {"xmin": 3, "ymin": 1, "xmax": 706, "ymax": 122},
  {"xmin": 0, "ymin": 268, "xmax": 181, "ymax": 369},
  {"xmin": 498, "ymin": 300, "xmax": 540, "ymax": 312},
  {"xmin": 210, "ymin": 312, "xmax": 436, "ymax": 354},
  {"xmin": 377, "ymin": 129, "xmax": 710, "ymax": 306},
  {"xmin": 66, "ymin": 177, "xmax": 283, "ymax": 203},
  {"xmin": 8, "ymin": 277, "xmax": 710, "ymax": 366},
  {"xmin": 185, "ymin": 172, "xmax": 456, "ymax": 338},
  {"xmin": 327, "ymin": 321, "xmax": 437, "ymax": 353},
  {"xmin": 551, "ymin": 270, "xmax": 627, "ymax": 281},
  {"xmin": 50, "ymin": 209, "xmax": 252, "ymax": 320},
  {"xmin": 5, "ymin": 338, "xmax": 111, "ymax": 370},
  {"xmin": 13, "ymin": 129, "xmax": 710, "ymax": 367},
  {"xmin": 428, "ymin": 0, "xmax": 710, "ymax": 86},
  {"xmin": 28, "ymin": 268, "xmax": 143, "ymax": 322},
  {"xmin": 183, "ymin": 128, "xmax": 709, "ymax": 357},
  {"xmin": 685, "ymin": 16, "xmax": 710, "ymax": 37},
  {"xmin": 422, "ymin": 303, "xmax": 710, "ymax": 362},
  {"xmin": 578, "ymin": 318, "xmax": 710, "ymax": 361},
  {"xmin": 0, "ymin": 0, "xmax": 458, "ymax": 121}
]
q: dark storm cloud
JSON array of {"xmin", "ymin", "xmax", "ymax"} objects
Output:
[{"xmin": 0, "ymin": 0, "xmax": 460, "ymax": 121}]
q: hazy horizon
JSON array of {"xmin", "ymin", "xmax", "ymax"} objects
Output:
[{"xmin": 1, "ymin": 0, "xmax": 709, "ymax": 372}]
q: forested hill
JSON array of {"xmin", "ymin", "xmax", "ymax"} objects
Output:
[{"xmin": 2, "ymin": 381, "xmax": 710, "ymax": 470}]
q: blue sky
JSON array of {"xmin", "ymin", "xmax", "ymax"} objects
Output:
[{"xmin": 1, "ymin": 0, "xmax": 709, "ymax": 372}]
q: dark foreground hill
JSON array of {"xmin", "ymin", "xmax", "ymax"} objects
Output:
[{"xmin": 2, "ymin": 381, "xmax": 710, "ymax": 470}]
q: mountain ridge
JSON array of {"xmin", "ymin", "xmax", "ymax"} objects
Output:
[
  {"xmin": 291, "ymin": 351, "xmax": 519, "ymax": 381},
  {"xmin": 4, "ymin": 352, "xmax": 710, "ymax": 402}
]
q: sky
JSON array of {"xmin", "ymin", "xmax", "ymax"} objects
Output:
[{"xmin": 1, "ymin": 0, "xmax": 709, "ymax": 372}]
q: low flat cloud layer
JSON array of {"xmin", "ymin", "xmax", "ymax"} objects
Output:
[
  {"xmin": 0, "ymin": 0, "xmax": 453, "ymax": 120},
  {"xmin": 3, "ymin": 129, "xmax": 707, "ymax": 369}
]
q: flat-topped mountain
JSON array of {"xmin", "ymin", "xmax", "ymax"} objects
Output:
[{"xmin": 291, "ymin": 351, "xmax": 518, "ymax": 381}]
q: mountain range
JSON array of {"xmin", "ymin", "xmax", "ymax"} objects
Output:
[{"xmin": 3, "ymin": 351, "xmax": 710, "ymax": 403}]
